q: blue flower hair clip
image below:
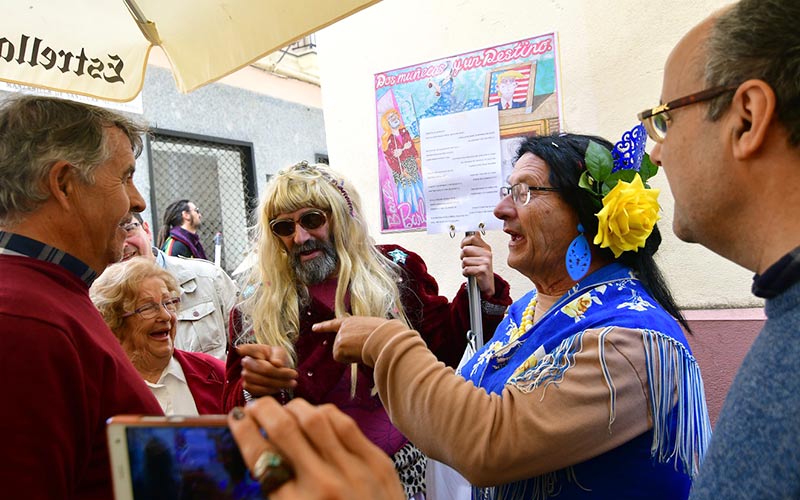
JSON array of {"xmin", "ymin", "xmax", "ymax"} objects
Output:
[
  {"xmin": 579, "ymin": 123, "xmax": 658, "ymax": 203},
  {"xmin": 612, "ymin": 123, "xmax": 648, "ymax": 173}
]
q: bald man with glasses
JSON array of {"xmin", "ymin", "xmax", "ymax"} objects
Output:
[{"xmin": 641, "ymin": 1, "xmax": 800, "ymax": 497}]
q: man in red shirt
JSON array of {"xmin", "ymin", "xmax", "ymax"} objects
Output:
[{"xmin": 0, "ymin": 95, "xmax": 163, "ymax": 499}]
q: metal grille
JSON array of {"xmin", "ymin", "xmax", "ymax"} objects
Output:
[{"xmin": 147, "ymin": 130, "xmax": 256, "ymax": 275}]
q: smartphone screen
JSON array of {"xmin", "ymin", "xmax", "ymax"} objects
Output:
[{"xmin": 108, "ymin": 416, "xmax": 265, "ymax": 500}]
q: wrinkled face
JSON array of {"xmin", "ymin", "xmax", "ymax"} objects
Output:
[
  {"xmin": 493, "ymin": 152, "xmax": 579, "ymax": 284},
  {"xmin": 273, "ymin": 207, "xmax": 338, "ymax": 285},
  {"xmin": 649, "ymin": 19, "xmax": 728, "ymax": 245},
  {"xmin": 498, "ymin": 77, "xmax": 518, "ymax": 99},
  {"xmin": 72, "ymin": 127, "xmax": 146, "ymax": 272},
  {"xmin": 122, "ymin": 218, "xmax": 153, "ymax": 261},
  {"xmin": 118, "ymin": 277, "xmax": 176, "ymax": 370}
]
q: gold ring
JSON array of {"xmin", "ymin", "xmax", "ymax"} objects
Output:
[{"xmin": 253, "ymin": 449, "xmax": 293, "ymax": 493}]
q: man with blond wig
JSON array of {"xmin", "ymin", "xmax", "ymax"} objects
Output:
[
  {"xmin": 0, "ymin": 95, "xmax": 162, "ymax": 498},
  {"xmin": 223, "ymin": 161, "xmax": 511, "ymax": 497}
]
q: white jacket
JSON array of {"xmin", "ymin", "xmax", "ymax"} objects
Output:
[{"xmin": 156, "ymin": 248, "xmax": 238, "ymax": 360}]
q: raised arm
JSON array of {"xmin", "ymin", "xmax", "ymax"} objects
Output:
[{"xmin": 322, "ymin": 317, "xmax": 653, "ymax": 486}]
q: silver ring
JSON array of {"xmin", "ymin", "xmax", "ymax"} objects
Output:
[{"xmin": 253, "ymin": 449, "xmax": 293, "ymax": 493}]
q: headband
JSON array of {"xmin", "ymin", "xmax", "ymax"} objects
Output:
[{"xmin": 292, "ymin": 161, "xmax": 355, "ymax": 216}]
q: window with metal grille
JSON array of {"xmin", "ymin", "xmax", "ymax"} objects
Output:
[{"xmin": 147, "ymin": 130, "xmax": 257, "ymax": 275}]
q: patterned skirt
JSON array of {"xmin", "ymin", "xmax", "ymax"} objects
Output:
[{"xmin": 392, "ymin": 442, "xmax": 427, "ymax": 499}]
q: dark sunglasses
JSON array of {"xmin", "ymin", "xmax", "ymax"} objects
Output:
[{"xmin": 269, "ymin": 210, "xmax": 328, "ymax": 237}]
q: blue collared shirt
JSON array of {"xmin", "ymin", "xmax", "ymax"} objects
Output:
[{"xmin": 0, "ymin": 231, "xmax": 97, "ymax": 286}]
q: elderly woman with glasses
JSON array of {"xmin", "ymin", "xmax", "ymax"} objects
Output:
[
  {"xmin": 316, "ymin": 130, "xmax": 712, "ymax": 500},
  {"xmin": 91, "ymin": 257, "xmax": 225, "ymax": 415}
]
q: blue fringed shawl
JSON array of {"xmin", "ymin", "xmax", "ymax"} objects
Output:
[{"xmin": 459, "ymin": 263, "xmax": 711, "ymax": 500}]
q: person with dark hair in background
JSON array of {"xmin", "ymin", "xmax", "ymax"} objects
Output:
[
  {"xmin": 0, "ymin": 95, "xmax": 162, "ymax": 498},
  {"xmin": 138, "ymin": 437, "xmax": 180, "ymax": 500},
  {"xmin": 639, "ymin": 1, "xmax": 800, "ymax": 497},
  {"xmin": 158, "ymin": 199, "xmax": 208, "ymax": 259},
  {"xmin": 320, "ymin": 130, "xmax": 711, "ymax": 499}
]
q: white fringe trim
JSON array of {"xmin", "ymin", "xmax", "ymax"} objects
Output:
[{"xmin": 476, "ymin": 328, "xmax": 711, "ymax": 500}]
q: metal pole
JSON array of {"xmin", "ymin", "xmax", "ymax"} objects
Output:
[
  {"xmin": 213, "ymin": 232, "xmax": 222, "ymax": 267},
  {"xmin": 465, "ymin": 231, "xmax": 484, "ymax": 349}
]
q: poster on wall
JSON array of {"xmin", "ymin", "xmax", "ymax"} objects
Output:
[{"xmin": 374, "ymin": 32, "xmax": 561, "ymax": 233}]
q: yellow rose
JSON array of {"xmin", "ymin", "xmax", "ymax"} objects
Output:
[{"xmin": 593, "ymin": 173, "xmax": 660, "ymax": 258}]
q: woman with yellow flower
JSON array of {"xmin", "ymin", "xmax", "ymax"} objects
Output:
[{"xmin": 318, "ymin": 127, "xmax": 710, "ymax": 500}]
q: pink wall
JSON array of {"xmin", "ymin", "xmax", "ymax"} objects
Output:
[{"xmin": 682, "ymin": 308, "xmax": 764, "ymax": 426}]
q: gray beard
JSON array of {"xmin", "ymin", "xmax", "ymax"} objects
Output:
[{"xmin": 290, "ymin": 238, "xmax": 338, "ymax": 285}]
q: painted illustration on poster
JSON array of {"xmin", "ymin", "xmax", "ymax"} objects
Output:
[{"xmin": 375, "ymin": 33, "xmax": 561, "ymax": 232}]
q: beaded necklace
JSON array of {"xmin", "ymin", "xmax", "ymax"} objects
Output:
[
  {"xmin": 471, "ymin": 293, "xmax": 539, "ymax": 378},
  {"xmin": 509, "ymin": 294, "xmax": 537, "ymax": 343}
]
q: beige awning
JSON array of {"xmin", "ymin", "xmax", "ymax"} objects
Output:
[{"xmin": 0, "ymin": 0, "xmax": 379, "ymax": 102}]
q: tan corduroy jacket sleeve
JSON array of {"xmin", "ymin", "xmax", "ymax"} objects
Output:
[{"xmin": 361, "ymin": 320, "xmax": 653, "ymax": 487}]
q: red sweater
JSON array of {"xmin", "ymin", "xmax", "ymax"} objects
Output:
[
  {"xmin": 173, "ymin": 349, "xmax": 225, "ymax": 415},
  {"xmin": 0, "ymin": 255, "xmax": 163, "ymax": 500}
]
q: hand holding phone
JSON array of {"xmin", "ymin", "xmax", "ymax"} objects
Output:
[
  {"xmin": 228, "ymin": 398, "xmax": 404, "ymax": 500},
  {"xmin": 107, "ymin": 415, "xmax": 267, "ymax": 500}
]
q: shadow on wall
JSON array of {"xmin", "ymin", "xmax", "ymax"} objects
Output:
[{"xmin": 684, "ymin": 308, "xmax": 765, "ymax": 426}]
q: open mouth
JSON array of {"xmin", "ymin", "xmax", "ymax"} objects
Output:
[
  {"xmin": 122, "ymin": 249, "xmax": 138, "ymax": 261},
  {"xmin": 504, "ymin": 227, "xmax": 523, "ymax": 242},
  {"xmin": 149, "ymin": 329, "xmax": 171, "ymax": 341}
]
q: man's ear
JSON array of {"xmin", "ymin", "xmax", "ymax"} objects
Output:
[
  {"xmin": 47, "ymin": 161, "xmax": 76, "ymax": 210},
  {"xmin": 729, "ymin": 79, "xmax": 776, "ymax": 160}
]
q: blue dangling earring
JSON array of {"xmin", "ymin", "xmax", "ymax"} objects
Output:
[{"xmin": 566, "ymin": 224, "xmax": 591, "ymax": 281}]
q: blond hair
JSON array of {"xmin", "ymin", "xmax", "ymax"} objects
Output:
[
  {"xmin": 239, "ymin": 162, "xmax": 409, "ymax": 363},
  {"xmin": 380, "ymin": 108, "xmax": 401, "ymax": 151}
]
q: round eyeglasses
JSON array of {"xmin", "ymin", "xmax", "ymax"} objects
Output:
[
  {"xmin": 499, "ymin": 183, "xmax": 560, "ymax": 206},
  {"xmin": 270, "ymin": 209, "xmax": 328, "ymax": 237},
  {"xmin": 122, "ymin": 297, "xmax": 181, "ymax": 320}
]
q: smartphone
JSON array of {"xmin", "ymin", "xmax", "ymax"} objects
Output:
[{"xmin": 107, "ymin": 415, "xmax": 265, "ymax": 500}]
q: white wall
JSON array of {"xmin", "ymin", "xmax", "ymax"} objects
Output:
[{"xmin": 317, "ymin": 0, "xmax": 760, "ymax": 309}]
